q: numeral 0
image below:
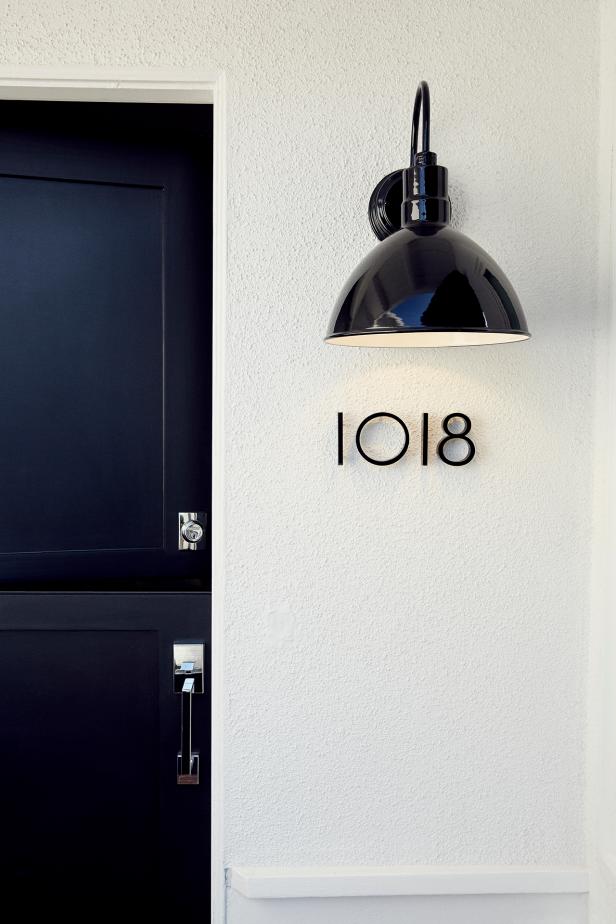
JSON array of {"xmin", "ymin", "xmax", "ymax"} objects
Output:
[
  {"xmin": 355, "ymin": 412, "xmax": 410, "ymax": 466},
  {"xmin": 337, "ymin": 412, "xmax": 476, "ymax": 467}
]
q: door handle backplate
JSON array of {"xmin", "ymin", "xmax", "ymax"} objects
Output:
[{"xmin": 173, "ymin": 642, "xmax": 204, "ymax": 784}]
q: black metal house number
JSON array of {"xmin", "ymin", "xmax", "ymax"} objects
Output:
[{"xmin": 337, "ymin": 412, "xmax": 476, "ymax": 467}]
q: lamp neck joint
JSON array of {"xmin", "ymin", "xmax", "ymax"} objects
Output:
[{"xmin": 401, "ymin": 163, "xmax": 450, "ymax": 225}]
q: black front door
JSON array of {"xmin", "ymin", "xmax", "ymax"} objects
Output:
[{"xmin": 0, "ymin": 102, "xmax": 212, "ymax": 921}]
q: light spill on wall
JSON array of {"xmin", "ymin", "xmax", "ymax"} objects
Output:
[{"xmin": 1, "ymin": 0, "xmax": 599, "ymax": 875}]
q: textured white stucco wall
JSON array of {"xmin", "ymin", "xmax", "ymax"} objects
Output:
[{"xmin": 1, "ymin": 0, "xmax": 599, "ymax": 889}]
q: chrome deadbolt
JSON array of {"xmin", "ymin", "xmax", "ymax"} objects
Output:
[
  {"xmin": 182, "ymin": 521, "xmax": 203, "ymax": 544},
  {"xmin": 178, "ymin": 512, "xmax": 206, "ymax": 550}
]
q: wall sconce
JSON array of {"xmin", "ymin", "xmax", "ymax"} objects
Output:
[{"xmin": 325, "ymin": 81, "xmax": 530, "ymax": 347}]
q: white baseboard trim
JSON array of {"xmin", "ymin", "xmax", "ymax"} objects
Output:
[{"xmin": 229, "ymin": 864, "xmax": 589, "ymax": 899}]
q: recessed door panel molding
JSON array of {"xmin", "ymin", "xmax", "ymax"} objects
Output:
[{"xmin": 0, "ymin": 175, "xmax": 164, "ymax": 555}]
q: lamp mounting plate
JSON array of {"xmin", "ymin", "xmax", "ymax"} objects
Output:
[{"xmin": 368, "ymin": 170, "xmax": 404, "ymax": 240}]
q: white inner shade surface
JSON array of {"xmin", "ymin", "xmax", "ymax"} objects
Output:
[{"xmin": 326, "ymin": 331, "xmax": 530, "ymax": 347}]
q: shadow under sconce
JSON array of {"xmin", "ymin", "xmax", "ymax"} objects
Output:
[{"xmin": 325, "ymin": 81, "xmax": 530, "ymax": 348}]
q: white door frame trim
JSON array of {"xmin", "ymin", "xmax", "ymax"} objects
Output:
[{"xmin": 0, "ymin": 65, "xmax": 227, "ymax": 924}]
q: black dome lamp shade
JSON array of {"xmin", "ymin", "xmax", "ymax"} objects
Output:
[{"xmin": 325, "ymin": 82, "xmax": 530, "ymax": 347}]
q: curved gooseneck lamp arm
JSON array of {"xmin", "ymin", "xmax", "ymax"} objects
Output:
[{"xmin": 410, "ymin": 80, "xmax": 431, "ymax": 165}]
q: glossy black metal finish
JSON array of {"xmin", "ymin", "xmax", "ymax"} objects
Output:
[
  {"xmin": 327, "ymin": 80, "xmax": 530, "ymax": 347},
  {"xmin": 401, "ymin": 163, "xmax": 450, "ymax": 225},
  {"xmin": 368, "ymin": 170, "xmax": 404, "ymax": 240},
  {"xmin": 410, "ymin": 81, "xmax": 432, "ymax": 165},
  {"xmin": 326, "ymin": 222, "xmax": 529, "ymax": 346}
]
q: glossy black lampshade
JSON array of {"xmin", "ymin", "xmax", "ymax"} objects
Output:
[
  {"xmin": 326, "ymin": 220, "xmax": 530, "ymax": 347},
  {"xmin": 326, "ymin": 82, "xmax": 530, "ymax": 348}
]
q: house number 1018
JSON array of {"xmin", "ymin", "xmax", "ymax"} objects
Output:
[{"xmin": 337, "ymin": 412, "xmax": 476, "ymax": 467}]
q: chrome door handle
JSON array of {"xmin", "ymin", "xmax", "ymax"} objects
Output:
[
  {"xmin": 174, "ymin": 643, "xmax": 204, "ymax": 785},
  {"xmin": 179, "ymin": 675, "xmax": 198, "ymax": 784}
]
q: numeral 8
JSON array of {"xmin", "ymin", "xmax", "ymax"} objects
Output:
[{"xmin": 437, "ymin": 413, "xmax": 475, "ymax": 466}]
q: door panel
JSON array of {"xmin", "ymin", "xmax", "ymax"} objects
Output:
[
  {"xmin": 0, "ymin": 176, "xmax": 164, "ymax": 555},
  {"xmin": 0, "ymin": 102, "xmax": 212, "ymax": 584},
  {"xmin": 0, "ymin": 102, "xmax": 213, "ymax": 921},
  {"xmin": 0, "ymin": 592, "xmax": 211, "ymax": 920}
]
